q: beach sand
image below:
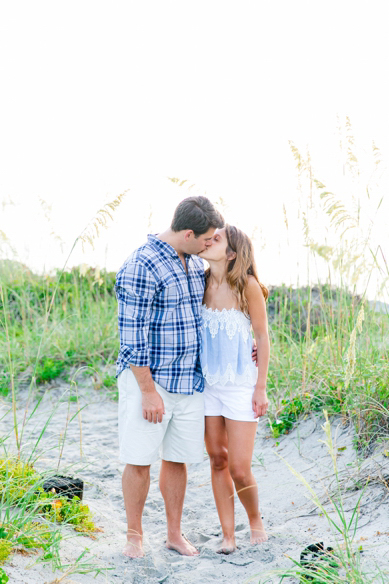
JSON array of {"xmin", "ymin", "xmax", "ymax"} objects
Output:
[{"xmin": 2, "ymin": 371, "xmax": 389, "ymax": 583}]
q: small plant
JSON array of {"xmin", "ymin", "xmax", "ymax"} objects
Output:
[
  {"xmin": 35, "ymin": 357, "xmax": 65, "ymax": 384},
  {"xmin": 0, "ymin": 540, "xmax": 12, "ymax": 565},
  {"xmin": 103, "ymin": 374, "xmax": 116, "ymax": 389},
  {"xmin": 0, "ymin": 459, "xmax": 98, "ymax": 536},
  {"xmin": 0, "ymin": 567, "xmax": 9, "ymax": 584},
  {"xmin": 268, "ymin": 395, "xmax": 305, "ymax": 438},
  {"xmin": 103, "ymin": 374, "xmax": 118, "ymax": 401},
  {"xmin": 40, "ymin": 494, "xmax": 97, "ymax": 535},
  {"xmin": 274, "ymin": 411, "xmax": 369, "ymax": 583},
  {"xmin": 297, "ymin": 542, "xmax": 341, "ymax": 582},
  {"xmin": 15, "ymin": 521, "xmax": 52, "ymax": 549},
  {"xmin": 0, "ymin": 373, "xmax": 9, "ymax": 398},
  {"xmin": 0, "ymin": 457, "xmax": 39, "ymax": 503}
]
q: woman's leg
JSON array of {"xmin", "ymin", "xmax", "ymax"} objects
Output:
[
  {"xmin": 205, "ymin": 416, "xmax": 236, "ymax": 553},
  {"xmin": 225, "ymin": 419, "xmax": 268, "ymax": 544}
]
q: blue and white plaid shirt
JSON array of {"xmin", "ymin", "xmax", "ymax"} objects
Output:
[{"xmin": 115, "ymin": 235, "xmax": 205, "ymax": 394}]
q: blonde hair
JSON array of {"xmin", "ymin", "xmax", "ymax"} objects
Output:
[{"xmin": 206, "ymin": 224, "xmax": 268, "ymax": 315}]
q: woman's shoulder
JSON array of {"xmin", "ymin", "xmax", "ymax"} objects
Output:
[
  {"xmin": 246, "ymin": 275, "xmax": 262, "ymax": 292},
  {"xmin": 246, "ymin": 276, "xmax": 266, "ymax": 305}
]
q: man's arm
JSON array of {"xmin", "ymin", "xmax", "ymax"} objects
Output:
[{"xmin": 116, "ymin": 261, "xmax": 165, "ymax": 424}]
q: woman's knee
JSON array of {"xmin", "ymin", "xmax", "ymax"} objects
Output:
[{"xmin": 229, "ymin": 464, "xmax": 253, "ymax": 485}]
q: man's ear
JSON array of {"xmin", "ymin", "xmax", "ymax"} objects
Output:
[{"xmin": 183, "ymin": 230, "xmax": 194, "ymax": 241}]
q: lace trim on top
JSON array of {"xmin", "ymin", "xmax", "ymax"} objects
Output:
[{"xmin": 202, "ymin": 305, "xmax": 251, "ymax": 342}]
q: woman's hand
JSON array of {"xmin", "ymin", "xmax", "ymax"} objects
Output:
[{"xmin": 252, "ymin": 387, "xmax": 268, "ymax": 418}]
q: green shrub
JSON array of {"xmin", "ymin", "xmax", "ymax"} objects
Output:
[
  {"xmin": 0, "ymin": 458, "xmax": 98, "ymax": 536},
  {"xmin": 0, "ymin": 541, "xmax": 12, "ymax": 565},
  {"xmin": 0, "ymin": 374, "xmax": 9, "ymax": 398},
  {"xmin": 35, "ymin": 358, "xmax": 65, "ymax": 383}
]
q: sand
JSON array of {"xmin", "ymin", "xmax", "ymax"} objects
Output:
[{"xmin": 2, "ymin": 371, "xmax": 389, "ymax": 584}]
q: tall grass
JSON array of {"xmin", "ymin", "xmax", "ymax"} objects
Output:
[
  {"xmin": 1, "ymin": 121, "xmax": 389, "ymax": 580},
  {"xmin": 267, "ymin": 285, "xmax": 389, "ymax": 450},
  {"xmin": 1, "ymin": 264, "xmax": 388, "ymax": 450},
  {"xmin": 250, "ymin": 413, "xmax": 387, "ymax": 584},
  {"xmin": 0, "ymin": 264, "xmax": 118, "ymax": 395},
  {"xmin": 268, "ymin": 120, "xmax": 389, "ymax": 451},
  {"xmin": 0, "ymin": 193, "xmax": 126, "ymax": 580}
]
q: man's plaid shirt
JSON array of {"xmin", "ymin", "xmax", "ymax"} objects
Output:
[{"xmin": 115, "ymin": 235, "xmax": 205, "ymax": 394}]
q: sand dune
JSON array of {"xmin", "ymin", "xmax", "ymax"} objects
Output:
[{"xmin": 2, "ymin": 373, "xmax": 389, "ymax": 583}]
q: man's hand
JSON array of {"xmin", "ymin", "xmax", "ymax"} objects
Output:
[
  {"xmin": 142, "ymin": 390, "xmax": 165, "ymax": 423},
  {"xmin": 130, "ymin": 365, "xmax": 165, "ymax": 423},
  {"xmin": 251, "ymin": 340, "xmax": 258, "ymax": 366},
  {"xmin": 252, "ymin": 387, "xmax": 268, "ymax": 418}
]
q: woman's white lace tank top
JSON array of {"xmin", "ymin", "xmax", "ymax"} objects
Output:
[{"xmin": 200, "ymin": 305, "xmax": 258, "ymax": 387}]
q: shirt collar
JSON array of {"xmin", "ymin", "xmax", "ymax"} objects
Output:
[{"xmin": 148, "ymin": 234, "xmax": 191, "ymax": 262}]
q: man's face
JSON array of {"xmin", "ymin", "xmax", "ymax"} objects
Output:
[{"xmin": 183, "ymin": 227, "xmax": 215, "ymax": 255}]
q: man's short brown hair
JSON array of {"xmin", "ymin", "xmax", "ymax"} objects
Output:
[{"xmin": 171, "ymin": 196, "xmax": 224, "ymax": 237}]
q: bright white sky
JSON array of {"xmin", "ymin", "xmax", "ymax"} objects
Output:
[{"xmin": 1, "ymin": 1, "xmax": 389, "ymax": 298}]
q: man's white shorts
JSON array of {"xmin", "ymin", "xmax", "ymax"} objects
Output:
[{"xmin": 118, "ymin": 368, "xmax": 205, "ymax": 466}]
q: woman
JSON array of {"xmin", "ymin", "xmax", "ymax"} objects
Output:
[{"xmin": 198, "ymin": 225, "xmax": 269, "ymax": 554}]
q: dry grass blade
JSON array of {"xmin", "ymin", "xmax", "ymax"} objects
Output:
[
  {"xmin": 168, "ymin": 177, "xmax": 196, "ymax": 188},
  {"xmin": 79, "ymin": 190, "xmax": 129, "ymax": 251},
  {"xmin": 344, "ymin": 303, "xmax": 365, "ymax": 391}
]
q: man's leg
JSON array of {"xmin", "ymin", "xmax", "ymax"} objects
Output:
[
  {"xmin": 159, "ymin": 391, "xmax": 204, "ymax": 556},
  {"xmin": 159, "ymin": 460, "xmax": 199, "ymax": 555},
  {"xmin": 119, "ymin": 370, "xmax": 171, "ymax": 557},
  {"xmin": 122, "ymin": 464, "xmax": 151, "ymax": 557}
]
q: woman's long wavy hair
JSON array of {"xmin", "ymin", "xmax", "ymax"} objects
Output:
[{"xmin": 206, "ymin": 225, "xmax": 268, "ymax": 315}]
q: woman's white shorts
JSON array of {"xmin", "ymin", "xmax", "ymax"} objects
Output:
[
  {"xmin": 203, "ymin": 381, "xmax": 258, "ymax": 422},
  {"xmin": 118, "ymin": 368, "xmax": 205, "ymax": 466}
]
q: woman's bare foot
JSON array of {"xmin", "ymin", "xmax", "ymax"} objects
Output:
[
  {"xmin": 166, "ymin": 533, "xmax": 199, "ymax": 556},
  {"xmin": 123, "ymin": 534, "xmax": 144, "ymax": 558},
  {"xmin": 216, "ymin": 536, "xmax": 236, "ymax": 555},
  {"xmin": 250, "ymin": 516, "xmax": 268, "ymax": 544}
]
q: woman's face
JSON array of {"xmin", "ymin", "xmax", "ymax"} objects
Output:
[{"xmin": 199, "ymin": 228, "xmax": 231, "ymax": 262}]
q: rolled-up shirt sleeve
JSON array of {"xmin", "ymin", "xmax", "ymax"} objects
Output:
[{"xmin": 115, "ymin": 261, "xmax": 156, "ymax": 368}]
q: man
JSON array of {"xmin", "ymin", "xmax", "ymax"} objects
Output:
[{"xmin": 115, "ymin": 196, "xmax": 224, "ymax": 558}]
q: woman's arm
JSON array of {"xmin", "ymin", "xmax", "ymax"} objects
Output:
[{"xmin": 246, "ymin": 276, "xmax": 270, "ymax": 417}]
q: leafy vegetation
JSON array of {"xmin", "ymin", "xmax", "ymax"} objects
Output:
[
  {"xmin": 275, "ymin": 413, "xmax": 377, "ymax": 583},
  {"xmin": 1, "ymin": 123, "xmax": 388, "ymax": 582},
  {"xmin": 0, "ymin": 446, "xmax": 101, "ymax": 579},
  {"xmin": 0, "ymin": 197, "xmax": 127, "ymax": 581},
  {"xmin": 0, "ymin": 457, "xmax": 99, "ymax": 533},
  {"xmin": 1, "ymin": 262, "xmax": 388, "ymax": 450},
  {"xmin": 0, "ymin": 265, "xmax": 118, "ymax": 395}
]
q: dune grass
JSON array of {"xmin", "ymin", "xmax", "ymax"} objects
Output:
[
  {"xmin": 2, "ymin": 266, "xmax": 388, "ymax": 580},
  {"xmin": 267, "ymin": 285, "xmax": 389, "ymax": 451},
  {"xmin": 250, "ymin": 413, "xmax": 388, "ymax": 584},
  {"xmin": 1, "ymin": 265, "xmax": 388, "ymax": 450},
  {"xmin": 0, "ymin": 195, "xmax": 127, "ymax": 580},
  {"xmin": 0, "ymin": 264, "xmax": 117, "ymax": 393},
  {"xmin": 1, "ymin": 123, "xmax": 389, "ymax": 581}
]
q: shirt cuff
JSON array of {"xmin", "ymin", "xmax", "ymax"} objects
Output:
[{"xmin": 123, "ymin": 346, "xmax": 151, "ymax": 368}]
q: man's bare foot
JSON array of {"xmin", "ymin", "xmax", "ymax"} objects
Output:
[
  {"xmin": 216, "ymin": 536, "xmax": 236, "ymax": 555},
  {"xmin": 250, "ymin": 516, "xmax": 268, "ymax": 544},
  {"xmin": 166, "ymin": 533, "xmax": 199, "ymax": 556},
  {"xmin": 123, "ymin": 534, "xmax": 144, "ymax": 558}
]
